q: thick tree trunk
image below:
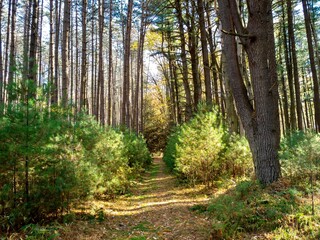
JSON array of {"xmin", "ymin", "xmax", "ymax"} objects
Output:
[{"xmin": 218, "ymin": 0, "xmax": 281, "ymax": 184}]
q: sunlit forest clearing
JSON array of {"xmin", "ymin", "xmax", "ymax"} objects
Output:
[{"xmin": 1, "ymin": 0, "xmax": 320, "ymax": 239}]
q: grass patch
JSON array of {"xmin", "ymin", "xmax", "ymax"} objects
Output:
[
  {"xmin": 131, "ymin": 221, "xmax": 156, "ymax": 233},
  {"xmin": 208, "ymin": 179, "xmax": 320, "ymax": 239}
]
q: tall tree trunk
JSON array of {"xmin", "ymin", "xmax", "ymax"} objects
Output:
[
  {"xmin": 38, "ymin": 0, "xmax": 44, "ymax": 87},
  {"xmin": 28, "ymin": 0, "xmax": 39, "ymax": 95},
  {"xmin": 134, "ymin": 0, "xmax": 146, "ymax": 132},
  {"xmin": 278, "ymin": 19, "xmax": 290, "ymax": 132},
  {"xmin": 49, "ymin": 0, "xmax": 55, "ymax": 105},
  {"xmin": 218, "ymin": 0, "xmax": 281, "ymax": 184},
  {"xmin": 107, "ymin": 0, "xmax": 113, "ymax": 125},
  {"xmin": 91, "ymin": 3, "xmax": 97, "ymax": 117},
  {"xmin": 61, "ymin": 0, "xmax": 71, "ymax": 107},
  {"xmin": 0, "ymin": 0, "xmax": 3, "ymax": 107},
  {"xmin": 175, "ymin": 0, "xmax": 192, "ymax": 119},
  {"xmin": 3, "ymin": 0, "xmax": 12, "ymax": 104},
  {"xmin": 302, "ymin": 0, "xmax": 320, "ymax": 131},
  {"xmin": 206, "ymin": 1, "xmax": 220, "ymax": 108},
  {"xmin": 75, "ymin": 2, "xmax": 79, "ymax": 112},
  {"xmin": 281, "ymin": 1, "xmax": 296, "ymax": 130},
  {"xmin": 23, "ymin": 1, "xmax": 31, "ymax": 82},
  {"xmin": 80, "ymin": 0, "xmax": 87, "ymax": 111},
  {"xmin": 197, "ymin": 0, "xmax": 212, "ymax": 106},
  {"xmin": 8, "ymin": 0, "xmax": 17, "ymax": 102},
  {"xmin": 53, "ymin": 0, "xmax": 61, "ymax": 104},
  {"xmin": 286, "ymin": 0, "xmax": 303, "ymax": 130},
  {"xmin": 121, "ymin": 0, "xmax": 133, "ymax": 127},
  {"xmin": 98, "ymin": 0, "xmax": 105, "ymax": 125}
]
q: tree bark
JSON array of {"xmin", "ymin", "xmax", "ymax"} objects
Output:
[
  {"xmin": 53, "ymin": 0, "xmax": 61, "ymax": 104},
  {"xmin": 61, "ymin": 0, "xmax": 71, "ymax": 107},
  {"xmin": 218, "ymin": 0, "xmax": 281, "ymax": 184},
  {"xmin": 8, "ymin": 0, "xmax": 17, "ymax": 102},
  {"xmin": 0, "ymin": 0, "xmax": 3, "ymax": 106},
  {"xmin": 107, "ymin": 0, "xmax": 113, "ymax": 125},
  {"xmin": 98, "ymin": 0, "xmax": 105, "ymax": 125},
  {"xmin": 197, "ymin": 0, "xmax": 212, "ymax": 106},
  {"xmin": 281, "ymin": 1, "xmax": 296, "ymax": 130},
  {"xmin": 175, "ymin": 0, "xmax": 192, "ymax": 119},
  {"xmin": 28, "ymin": 0, "xmax": 39, "ymax": 93},
  {"xmin": 80, "ymin": 0, "xmax": 87, "ymax": 111},
  {"xmin": 49, "ymin": 0, "xmax": 55, "ymax": 105},
  {"xmin": 186, "ymin": 0, "xmax": 201, "ymax": 111},
  {"xmin": 121, "ymin": 0, "xmax": 133, "ymax": 127}
]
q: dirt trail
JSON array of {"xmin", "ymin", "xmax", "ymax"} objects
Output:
[{"xmin": 60, "ymin": 157, "xmax": 212, "ymax": 240}]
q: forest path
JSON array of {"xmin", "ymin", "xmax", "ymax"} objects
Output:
[{"xmin": 60, "ymin": 157, "xmax": 212, "ymax": 240}]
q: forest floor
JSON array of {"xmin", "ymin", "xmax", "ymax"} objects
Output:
[{"xmin": 58, "ymin": 157, "xmax": 213, "ymax": 240}]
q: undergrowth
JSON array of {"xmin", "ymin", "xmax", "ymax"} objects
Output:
[
  {"xmin": 163, "ymin": 107, "xmax": 253, "ymax": 185},
  {"xmin": 207, "ymin": 130, "xmax": 320, "ymax": 239},
  {"xmin": 208, "ymin": 179, "xmax": 320, "ymax": 239},
  {"xmin": 0, "ymin": 103, "xmax": 152, "ymax": 234}
]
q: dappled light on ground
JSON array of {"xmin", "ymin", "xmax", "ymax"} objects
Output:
[{"xmin": 59, "ymin": 157, "xmax": 212, "ymax": 240}]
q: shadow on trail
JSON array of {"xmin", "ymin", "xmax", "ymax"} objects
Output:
[{"xmin": 59, "ymin": 157, "xmax": 212, "ymax": 240}]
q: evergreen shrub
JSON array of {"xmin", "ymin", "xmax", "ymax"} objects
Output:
[
  {"xmin": 279, "ymin": 131, "xmax": 320, "ymax": 181},
  {"xmin": 163, "ymin": 109, "xmax": 253, "ymax": 185},
  {"xmin": 0, "ymin": 103, "xmax": 152, "ymax": 231}
]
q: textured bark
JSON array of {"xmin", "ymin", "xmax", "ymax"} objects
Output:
[
  {"xmin": 107, "ymin": 0, "xmax": 113, "ymax": 125},
  {"xmin": 61, "ymin": 0, "xmax": 71, "ymax": 107},
  {"xmin": 121, "ymin": 0, "xmax": 133, "ymax": 127},
  {"xmin": 218, "ymin": 0, "xmax": 281, "ymax": 184},
  {"xmin": 80, "ymin": 0, "xmax": 87, "ymax": 110}
]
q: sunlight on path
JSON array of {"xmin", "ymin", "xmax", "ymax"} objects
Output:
[{"xmin": 60, "ymin": 157, "xmax": 212, "ymax": 240}]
